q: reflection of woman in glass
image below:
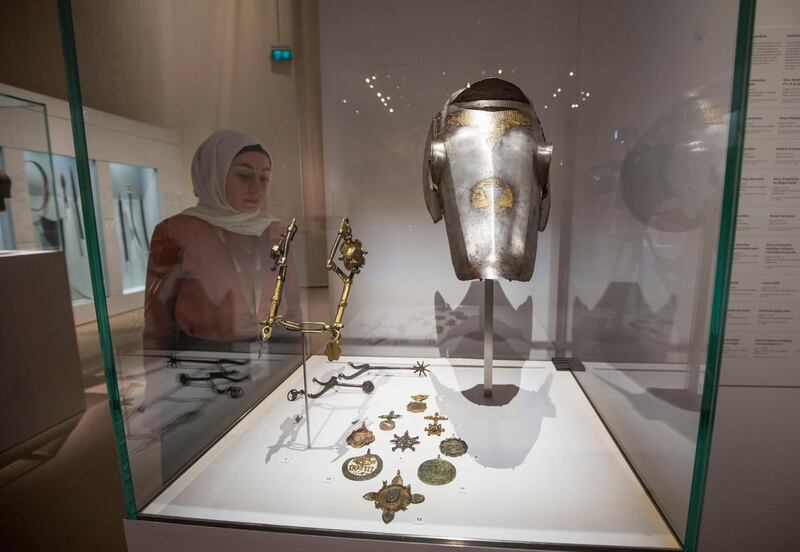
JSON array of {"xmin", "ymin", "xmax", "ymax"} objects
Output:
[{"xmin": 144, "ymin": 130, "xmax": 300, "ymax": 351}]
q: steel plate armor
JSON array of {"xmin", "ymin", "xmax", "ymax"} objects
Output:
[{"xmin": 423, "ymin": 78, "xmax": 552, "ymax": 281}]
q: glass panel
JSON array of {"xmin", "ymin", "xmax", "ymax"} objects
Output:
[
  {"xmin": 566, "ymin": 9, "xmax": 742, "ymax": 540},
  {"xmin": 64, "ymin": 0, "xmax": 750, "ymax": 550},
  {"xmin": 317, "ymin": 2, "xmax": 740, "ymax": 543},
  {"xmin": 68, "ymin": 0, "xmax": 311, "ymax": 511}
]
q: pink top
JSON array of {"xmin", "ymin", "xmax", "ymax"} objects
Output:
[{"xmin": 143, "ymin": 214, "xmax": 301, "ymax": 350}]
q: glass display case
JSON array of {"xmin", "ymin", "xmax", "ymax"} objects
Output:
[
  {"xmin": 60, "ymin": 0, "xmax": 756, "ymax": 551},
  {"xmin": 0, "ymin": 90, "xmax": 108, "ymax": 304},
  {"xmin": 109, "ymin": 162, "xmax": 160, "ymax": 294},
  {"xmin": 0, "ymin": 147, "xmax": 14, "ymax": 249},
  {"xmin": 24, "ymin": 150, "xmax": 105, "ymax": 303},
  {"xmin": 0, "ymin": 92, "xmax": 57, "ymax": 253}
]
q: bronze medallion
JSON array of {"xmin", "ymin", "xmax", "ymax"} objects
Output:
[
  {"xmin": 407, "ymin": 394, "xmax": 428, "ymax": 413},
  {"xmin": 378, "ymin": 410, "xmax": 401, "ymax": 431},
  {"xmin": 424, "ymin": 412, "xmax": 448, "ymax": 436},
  {"xmin": 363, "ymin": 470, "xmax": 425, "ymax": 524},
  {"xmin": 390, "ymin": 430, "xmax": 420, "ymax": 452},
  {"xmin": 342, "ymin": 448, "xmax": 383, "ymax": 481},
  {"xmin": 439, "ymin": 435, "xmax": 468, "ymax": 457},
  {"xmin": 346, "ymin": 421, "xmax": 375, "ymax": 448},
  {"xmin": 417, "ymin": 455, "xmax": 456, "ymax": 486}
]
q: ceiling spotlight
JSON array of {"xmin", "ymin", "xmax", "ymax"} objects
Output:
[
  {"xmin": 377, "ymin": 92, "xmax": 382, "ymax": 97},
  {"xmin": 342, "ymin": 99, "xmax": 347, "ymax": 103},
  {"xmin": 389, "ymin": 108, "xmax": 394, "ymax": 113},
  {"xmin": 569, "ymin": 71, "xmax": 574, "ymax": 76}
]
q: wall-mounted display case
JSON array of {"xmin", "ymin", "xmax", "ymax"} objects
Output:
[
  {"xmin": 0, "ymin": 147, "xmax": 14, "ymax": 249},
  {"xmin": 0, "ymin": 92, "xmax": 57, "ymax": 253},
  {"xmin": 60, "ymin": 1, "xmax": 756, "ymax": 551},
  {"xmin": 0, "ymin": 90, "xmax": 110, "ymax": 305},
  {"xmin": 24, "ymin": 150, "xmax": 105, "ymax": 303},
  {"xmin": 109, "ymin": 162, "xmax": 160, "ymax": 294}
]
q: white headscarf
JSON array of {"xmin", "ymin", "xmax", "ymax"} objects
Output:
[{"xmin": 181, "ymin": 129, "xmax": 276, "ymax": 236}]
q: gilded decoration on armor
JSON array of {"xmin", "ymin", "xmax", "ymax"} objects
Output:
[
  {"xmin": 378, "ymin": 410, "xmax": 401, "ymax": 431},
  {"xmin": 407, "ymin": 394, "xmax": 429, "ymax": 413},
  {"xmin": 417, "ymin": 455, "xmax": 457, "ymax": 486},
  {"xmin": 390, "ymin": 430, "xmax": 421, "ymax": 452},
  {"xmin": 470, "ymin": 178, "xmax": 514, "ymax": 210},
  {"xmin": 346, "ymin": 421, "xmax": 375, "ymax": 449},
  {"xmin": 445, "ymin": 109, "xmax": 532, "ymax": 147},
  {"xmin": 363, "ymin": 470, "xmax": 425, "ymax": 524},
  {"xmin": 439, "ymin": 435, "xmax": 469, "ymax": 457},
  {"xmin": 342, "ymin": 448, "xmax": 383, "ymax": 481},
  {"xmin": 424, "ymin": 412, "xmax": 448, "ymax": 436}
]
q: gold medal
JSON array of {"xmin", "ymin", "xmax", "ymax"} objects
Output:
[
  {"xmin": 378, "ymin": 410, "xmax": 401, "ymax": 431},
  {"xmin": 439, "ymin": 435, "xmax": 468, "ymax": 457},
  {"xmin": 346, "ymin": 421, "xmax": 375, "ymax": 448},
  {"xmin": 390, "ymin": 430, "xmax": 420, "ymax": 452},
  {"xmin": 424, "ymin": 412, "xmax": 448, "ymax": 436},
  {"xmin": 417, "ymin": 455, "xmax": 456, "ymax": 486},
  {"xmin": 342, "ymin": 448, "xmax": 383, "ymax": 481},
  {"xmin": 363, "ymin": 470, "xmax": 425, "ymax": 524},
  {"xmin": 407, "ymin": 394, "xmax": 428, "ymax": 413}
]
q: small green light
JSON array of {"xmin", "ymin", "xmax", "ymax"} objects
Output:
[{"xmin": 271, "ymin": 48, "xmax": 292, "ymax": 62}]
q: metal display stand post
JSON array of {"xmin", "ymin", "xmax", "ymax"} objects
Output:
[{"xmin": 483, "ymin": 279, "xmax": 494, "ymax": 397}]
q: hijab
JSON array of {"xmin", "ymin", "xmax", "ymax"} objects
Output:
[{"xmin": 181, "ymin": 129, "xmax": 276, "ymax": 236}]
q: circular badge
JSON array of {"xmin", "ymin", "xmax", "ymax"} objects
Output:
[
  {"xmin": 342, "ymin": 449, "xmax": 383, "ymax": 481},
  {"xmin": 439, "ymin": 436, "xmax": 468, "ymax": 457},
  {"xmin": 417, "ymin": 456, "xmax": 456, "ymax": 486}
]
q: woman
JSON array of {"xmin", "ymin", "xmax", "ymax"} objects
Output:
[{"xmin": 144, "ymin": 130, "xmax": 300, "ymax": 351}]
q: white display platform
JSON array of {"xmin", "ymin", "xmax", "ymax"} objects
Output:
[{"xmin": 142, "ymin": 356, "xmax": 678, "ymax": 550}]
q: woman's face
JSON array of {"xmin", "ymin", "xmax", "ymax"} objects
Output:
[{"xmin": 225, "ymin": 151, "xmax": 272, "ymax": 213}]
